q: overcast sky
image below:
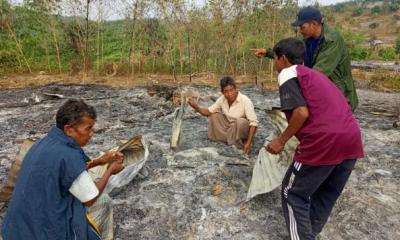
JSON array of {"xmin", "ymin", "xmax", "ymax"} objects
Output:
[
  {"xmin": 300, "ymin": 0, "xmax": 349, "ymax": 6},
  {"xmin": 10, "ymin": 0, "xmax": 351, "ymax": 20}
]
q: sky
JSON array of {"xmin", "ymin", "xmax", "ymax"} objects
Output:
[
  {"xmin": 10, "ymin": 0, "xmax": 352, "ymax": 21},
  {"xmin": 299, "ymin": 0, "xmax": 349, "ymax": 6}
]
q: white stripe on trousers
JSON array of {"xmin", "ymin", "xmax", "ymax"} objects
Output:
[
  {"xmin": 288, "ymin": 204, "xmax": 300, "ymax": 240},
  {"xmin": 294, "ymin": 161, "xmax": 302, "ymax": 171},
  {"xmin": 286, "ymin": 161, "xmax": 302, "ymax": 240}
]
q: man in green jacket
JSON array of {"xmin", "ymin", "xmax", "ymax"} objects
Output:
[{"xmin": 252, "ymin": 7, "xmax": 358, "ymax": 111}]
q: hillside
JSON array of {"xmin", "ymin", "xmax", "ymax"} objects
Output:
[{"xmin": 325, "ymin": 1, "xmax": 400, "ymax": 47}]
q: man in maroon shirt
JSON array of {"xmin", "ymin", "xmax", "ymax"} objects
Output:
[{"xmin": 266, "ymin": 37, "xmax": 364, "ymax": 240}]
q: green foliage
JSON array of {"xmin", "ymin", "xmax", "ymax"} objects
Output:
[
  {"xmin": 352, "ymin": 7, "xmax": 363, "ymax": 17},
  {"xmin": 395, "ymin": 37, "xmax": 400, "ymax": 55},
  {"xmin": 342, "ymin": 30, "xmax": 366, "ymax": 48},
  {"xmin": 371, "ymin": 6, "xmax": 382, "ymax": 15},
  {"xmin": 378, "ymin": 48, "xmax": 396, "ymax": 60},
  {"xmin": 383, "ymin": 1, "xmax": 400, "ymax": 12},
  {"xmin": 332, "ymin": 3, "xmax": 346, "ymax": 13},
  {"xmin": 350, "ymin": 47, "xmax": 371, "ymax": 60},
  {"xmin": 0, "ymin": 1, "xmax": 397, "ymax": 75},
  {"xmin": 0, "ymin": 50, "xmax": 18, "ymax": 70}
]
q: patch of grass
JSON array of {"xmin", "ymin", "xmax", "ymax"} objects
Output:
[{"xmin": 370, "ymin": 72, "xmax": 400, "ymax": 91}]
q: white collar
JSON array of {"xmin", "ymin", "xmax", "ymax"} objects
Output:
[{"xmin": 278, "ymin": 65, "xmax": 298, "ymax": 86}]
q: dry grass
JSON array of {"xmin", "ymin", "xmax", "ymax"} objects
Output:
[
  {"xmin": 0, "ymin": 72, "xmax": 279, "ymax": 91},
  {"xmin": 1, "ymin": 70, "xmax": 398, "ymax": 92},
  {"xmin": 352, "ymin": 69, "xmax": 400, "ymax": 92}
]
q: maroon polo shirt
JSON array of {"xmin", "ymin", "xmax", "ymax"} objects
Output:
[{"xmin": 278, "ymin": 65, "xmax": 364, "ymax": 166}]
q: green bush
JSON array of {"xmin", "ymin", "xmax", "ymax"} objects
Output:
[
  {"xmin": 395, "ymin": 37, "xmax": 400, "ymax": 55},
  {"xmin": 0, "ymin": 50, "xmax": 18, "ymax": 69},
  {"xmin": 350, "ymin": 47, "xmax": 371, "ymax": 60},
  {"xmin": 388, "ymin": 3, "xmax": 399, "ymax": 12},
  {"xmin": 342, "ymin": 31, "xmax": 366, "ymax": 48},
  {"xmin": 371, "ymin": 6, "xmax": 382, "ymax": 15},
  {"xmin": 352, "ymin": 8, "xmax": 363, "ymax": 17},
  {"xmin": 378, "ymin": 48, "xmax": 396, "ymax": 60},
  {"xmin": 332, "ymin": 3, "xmax": 346, "ymax": 13}
]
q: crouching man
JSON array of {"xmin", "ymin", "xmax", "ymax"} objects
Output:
[
  {"xmin": 188, "ymin": 76, "xmax": 258, "ymax": 154},
  {"xmin": 2, "ymin": 99, "xmax": 124, "ymax": 240},
  {"xmin": 266, "ymin": 38, "xmax": 364, "ymax": 239}
]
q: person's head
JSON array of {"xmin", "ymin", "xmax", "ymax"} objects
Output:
[
  {"xmin": 56, "ymin": 99, "xmax": 97, "ymax": 146},
  {"xmin": 220, "ymin": 76, "xmax": 238, "ymax": 103},
  {"xmin": 272, "ymin": 38, "xmax": 305, "ymax": 73},
  {"xmin": 292, "ymin": 6, "xmax": 323, "ymax": 38}
]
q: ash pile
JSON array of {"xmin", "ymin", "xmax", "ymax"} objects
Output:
[{"xmin": 0, "ymin": 83, "xmax": 399, "ymax": 239}]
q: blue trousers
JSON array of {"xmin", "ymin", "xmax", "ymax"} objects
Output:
[{"xmin": 281, "ymin": 159, "xmax": 356, "ymax": 240}]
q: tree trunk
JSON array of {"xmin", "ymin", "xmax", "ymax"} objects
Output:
[
  {"xmin": 84, "ymin": 0, "xmax": 91, "ymax": 78},
  {"xmin": 6, "ymin": 22, "xmax": 32, "ymax": 73}
]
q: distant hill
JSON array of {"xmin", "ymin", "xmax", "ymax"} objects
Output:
[{"xmin": 324, "ymin": 0, "xmax": 400, "ymax": 47}]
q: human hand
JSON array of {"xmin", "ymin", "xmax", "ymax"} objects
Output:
[
  {"xmin": 187, "ymin": 97, "xmax": 198, "ymax": 110},
  {"xmin": 243, "ymin": 142, "xmax": 252, "ymax": 154},
  {"xmin": 250, "ymin": 48, "xmax": 267, "ymax": 58},
  {"xmin": 265, "ymin": 138, "xmax": 285, "ymax": 154},
  {"xmin": 108, "ymin": 160, "xmax": 124, "ymax": 175},
  {"xmin": 99, "ymin": 151, "xmax": 124, "ymax": 165}
]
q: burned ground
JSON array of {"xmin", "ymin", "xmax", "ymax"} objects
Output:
[{"xmin": 0, "ymin": 83, "xmax": 399, "ymax": 239}]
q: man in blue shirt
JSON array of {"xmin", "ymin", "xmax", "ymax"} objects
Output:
[{"xmin": 2, "ymin": 99, "xmax": 124, "ymax": 240}]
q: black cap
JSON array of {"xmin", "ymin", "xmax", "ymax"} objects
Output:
[{"xmin": 291, "ymin": 7, "xmax": 322, "ymax": 27}]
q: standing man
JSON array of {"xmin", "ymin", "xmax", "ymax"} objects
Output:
[
  {"xmin": 252, "ymin": 6, "xmax": 359, "ymax": 111},
  {"xmin": 266, "ymin": 37, "xmax": 364, "ymax": 239},
  {"xmin": 188, "ymin": 76, "xmax": 258, "ymax": 154},
  {"xmin": 2, "ymin": 99, "xmax": 124, "ymax": 240}
]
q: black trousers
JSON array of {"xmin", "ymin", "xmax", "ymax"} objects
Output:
[{"xmin": 281, "ymin": 159, "xmax": 356, "ymax": 240}]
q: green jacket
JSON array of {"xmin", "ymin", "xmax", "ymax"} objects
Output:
[{"xmin": 308, "ymin": 24, "xmax": 358, "ymax": 111}]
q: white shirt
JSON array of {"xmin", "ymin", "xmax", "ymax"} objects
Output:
[
  {"xmin": 208, "ymin": 92, "xmax": 259, "ymax": 127},
  {"xmin": 69, "ymin": 171, "xmax": 99, "ymax": 203}
]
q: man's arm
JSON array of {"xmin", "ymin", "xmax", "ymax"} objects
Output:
[
  {"xmin": 312, "ymin": 39, "xmax": 343, "ymax": 78},
  {"xmin": 251, "ymin": 48, "xmax": 274, "ymax": 59},
  {"xmin": 266, "ymin": 106, "xmax": 309, "ymax": 154},
  {"xmin": 243, "ymin": 125, "xmax": 257, "ymax": 154},
  {"xmin": 86, "ymin": 151, "xmax": 123, "ymax": 169},
  {"xmin": 69, "ymin": 161, "xmax": 124, "ymax": 207},
  {"xmin": 84, "ymin": 161, "xmax": 124, "ymax": 207},
  {"xmin": 188, "ymin": 97, "xmax": 212, "ymax": 117},
  {"xmin": 243, "ymin": 98, "xmax": 259, "ymax": 154}
]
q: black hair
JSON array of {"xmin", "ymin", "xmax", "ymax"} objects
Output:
[
  {"xmin": 220, "ymin": 76, "xmax": 236, "ymax": 92},
  {"xmin": 56, "ymin": 99, "xmax": 97, "ymax": 130},
  {"xmin": 273, "ymin": 38, "xmax": 305, "ymax": 65}
]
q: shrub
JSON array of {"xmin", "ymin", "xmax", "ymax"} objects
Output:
[
  {"xmin": 350, "ymin": 47, "xmax": 371, "ymax": 60},
  {"xmin": 332, "ymin": 3, "xmax": 346, "ymax": 13},
  {"xmin": 371, "ymin": 6, "xmax": 382, "ymax": 15},
  {"xmin": 388, "ymin": 3, "xmax": 400, "ymax": 12},
  {"xmin": 395, "ymin": 37, "xmax": 400, "ymax": 55},
  {"xmin": 378, "ymin": 48, "xmax": 396, "ymax": 60},
  {"xmin": 352, "ymin": 8, "xmax": 363, "ymax": 17},
  {"xmin": 0, "ymin": 50, "xmax": 18, "ymax": 69}
]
